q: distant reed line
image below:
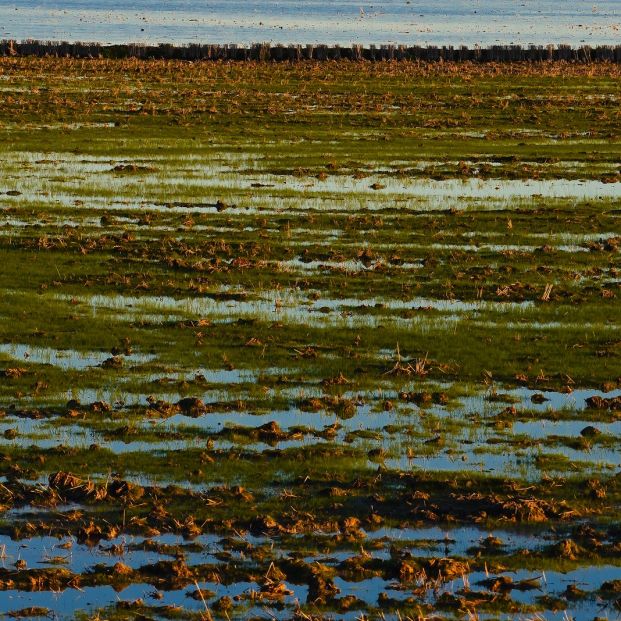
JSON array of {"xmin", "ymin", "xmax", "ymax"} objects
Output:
[{"xmin": 2, "ymin": 40, "xmax": 621, "ymax": 62}]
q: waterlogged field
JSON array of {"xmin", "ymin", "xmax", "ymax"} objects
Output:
[{"xmin": 0, "ymin": 58, "xmax": 620, "ymax": 620}]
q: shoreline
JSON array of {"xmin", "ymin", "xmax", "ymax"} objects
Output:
[{"xmin": 2, "ymin": 39, "xmax": 621, "ymax": 62}]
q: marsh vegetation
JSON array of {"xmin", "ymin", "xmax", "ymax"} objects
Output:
[{"xmin": 0, "ymin": 58, "xmax": 620, "ymax": 620}]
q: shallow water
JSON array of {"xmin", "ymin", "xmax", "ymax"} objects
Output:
[
  {"xmin": 0, "ymin": 343, "xmax": 154, "ymax": 371},
  {"xmin": 1, "ymin": 527, "xmax": 619, "ymax": 621},
  {"xmin": 1, "ymin": 0, "xmax": 620, "ymax": 45}
]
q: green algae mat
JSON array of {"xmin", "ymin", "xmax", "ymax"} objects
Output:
[{"xmin": 0, "ymin": 57, "xmax": 620, "ymax": 620}]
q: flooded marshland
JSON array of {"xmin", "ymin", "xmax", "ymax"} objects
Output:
[{"xmin": 0, "ymin": 58, "xmax": 620, "ymax": 619}]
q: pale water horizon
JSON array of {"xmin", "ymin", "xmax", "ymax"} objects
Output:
[{"xmin": 1, "ymin": 0, "xmax": 620, "ymax": 46}]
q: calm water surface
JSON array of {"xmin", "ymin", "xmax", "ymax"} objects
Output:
[{"xmin": 1, "ymin": 0, "xmax": 620, "ymax": 45}]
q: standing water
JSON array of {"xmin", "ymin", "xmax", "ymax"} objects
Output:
[{"xmin": 0, "ymin": 0, "xmax": 620, "ymax": 45}]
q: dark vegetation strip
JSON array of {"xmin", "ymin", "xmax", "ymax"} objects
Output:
[{"xmin": 3, "ymin": 40, "xmax": 621, "ymax": 62}]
